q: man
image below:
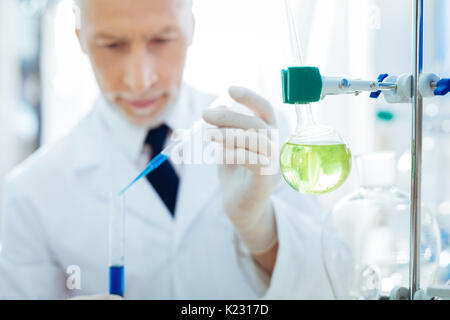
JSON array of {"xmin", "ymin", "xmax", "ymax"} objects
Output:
[{"xmin": 0, "ymin": 0, "xmax": 332, "ymax": 299}]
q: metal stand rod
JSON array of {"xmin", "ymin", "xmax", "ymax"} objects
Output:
[{"xmin": 410, "ymin": 0, "xmax": 424, "ymax": 300}]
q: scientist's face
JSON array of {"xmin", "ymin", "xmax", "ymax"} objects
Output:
[{"xmin": 76, "ymin": 0, "xmax": 194, "ymax": 127}]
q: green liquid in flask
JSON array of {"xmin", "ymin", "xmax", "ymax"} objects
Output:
[{"xmin": 280, "ymin": 142, "xmax": 352, "ymax": 194}]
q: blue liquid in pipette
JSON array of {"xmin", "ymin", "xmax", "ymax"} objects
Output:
[
  {"xmin": 109, "ymin": 265, "xmax": 125, "ymax": 296},
  {"xmin": 119, "ymin": 153, "xmax": 169, "ymax": 195}
]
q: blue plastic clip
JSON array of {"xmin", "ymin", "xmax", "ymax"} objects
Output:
[
  {"xmin": 434, "ymin": 78, "xmax": 450, "ymax": 96},
  {"xmin": 370, "ymin": 73, "xmax": 389, "ymax": 99}
]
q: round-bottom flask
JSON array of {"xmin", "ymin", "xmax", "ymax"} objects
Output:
[
  {"xmin": 321, "ymin": 152, "xmax": 441, "ymax": 299},
  {"xmin": 280, "ymin": 105, "xmax": 352, "ymax": 194}
]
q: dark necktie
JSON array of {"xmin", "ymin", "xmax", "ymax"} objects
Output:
[{"xmin": 144, "ymin": 124, "xmax": 180, "ymax": 216}]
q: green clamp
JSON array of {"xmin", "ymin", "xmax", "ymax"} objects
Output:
[{"xmin": 281, "ymin": 66, "xmax": 323, "ymax": 104}]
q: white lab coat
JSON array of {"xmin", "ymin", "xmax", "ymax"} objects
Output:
[{"xmin": 0, "ymin": 85, "xmax": 333, "ymax": 299}]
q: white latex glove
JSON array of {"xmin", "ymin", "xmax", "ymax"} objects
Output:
[{"xmin": 202, "ymin": 86, "xmax": 281, "ymax": 255}]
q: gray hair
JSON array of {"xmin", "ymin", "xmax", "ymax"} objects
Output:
[
  {"xmin": 73, "ymin": 0, "xmax": 193, "ymax": 28},
  {"xmin": 73, "ymin": 0, "xmax": 81, "ymax": 28}
]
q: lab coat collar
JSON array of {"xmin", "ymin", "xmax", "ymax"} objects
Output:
[{"xmin": 70, "ymin": 84, "xmax": 221, "ymax": 244}]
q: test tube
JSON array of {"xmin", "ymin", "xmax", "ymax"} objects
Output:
[{"xmin": 109, "ymin": 193, "xmax": 125, "ymax": 297}]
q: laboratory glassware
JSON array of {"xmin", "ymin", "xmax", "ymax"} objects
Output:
[
  {"xmin": 280, "ymin": 0, "xmax": 352, "ymax": 195},
  {"xmin": 109, "ymin": 193, "xmax": 125, "ymax": 296},
  {"xmin": 321, "ymin": 152, "xmax": 441, "ymax": 299},
  {"xmin": 119, "ymin": 95, "xmax": 232, "ymax": 196},
  {"xmin": 279, "ymin": 104, "xmax": 352, "ymax": 195}
]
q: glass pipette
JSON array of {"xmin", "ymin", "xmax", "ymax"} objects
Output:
[{"xmin": 118, "ymin": 95, "xmax": 231, "ymax": 196}]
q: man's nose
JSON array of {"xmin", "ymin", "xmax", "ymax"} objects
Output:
[{"xmin": 124, "ymin": 47, "xmax": 158, "ymax": 93}]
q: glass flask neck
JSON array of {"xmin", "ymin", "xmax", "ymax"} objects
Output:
[{"xmin": 294, "ymin": 103, "xmax": 316, "ymax": 133}]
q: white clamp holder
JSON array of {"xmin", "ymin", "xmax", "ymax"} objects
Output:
[
  {"xmin": 281, "ymin": 67, "xmax": 449, "ymax": 105},
  {"xmin": 382, "ymin": 74, "xmax": 412, "ymax": 103},
  {"xmin": 320, "ymin": 73, "xmax": 445, "ymax": 104},
  {"xmin": 419, "ymin": 73, "xmax": 441, "ymax": 97},
  {"xmin": 383, "ymin": 73, "xmax": 441, "ymax": 103},
  {"xmin": 321, "ymin": 76, "xmax": 397, "ymax": 98}
]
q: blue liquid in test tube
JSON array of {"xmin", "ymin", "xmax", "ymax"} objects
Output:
[
  {"xmin": 109, "ymin": 193, "xmax": 125, "ymax": 296},
  {"xmin": 109, "ymin": 265, "xmax": 124, "ymax": 296}
]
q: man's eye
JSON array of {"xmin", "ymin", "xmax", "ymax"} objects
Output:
[
  {"xmin": 106, "ymin": 43, "xmax": 125, "ymax": 49},
  {"xmin": 152, "ymin": 38, "xmax": 172, "ymax": 44}
]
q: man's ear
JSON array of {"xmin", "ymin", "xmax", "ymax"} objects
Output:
[{"xmin": 75, "ymin": 29, "xmax": 87, "ymax": 53}]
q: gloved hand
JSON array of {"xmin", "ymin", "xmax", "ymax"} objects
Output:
[{"xmin": 202, "ymin": 86, "xmax": 281, "ymax": 255}]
